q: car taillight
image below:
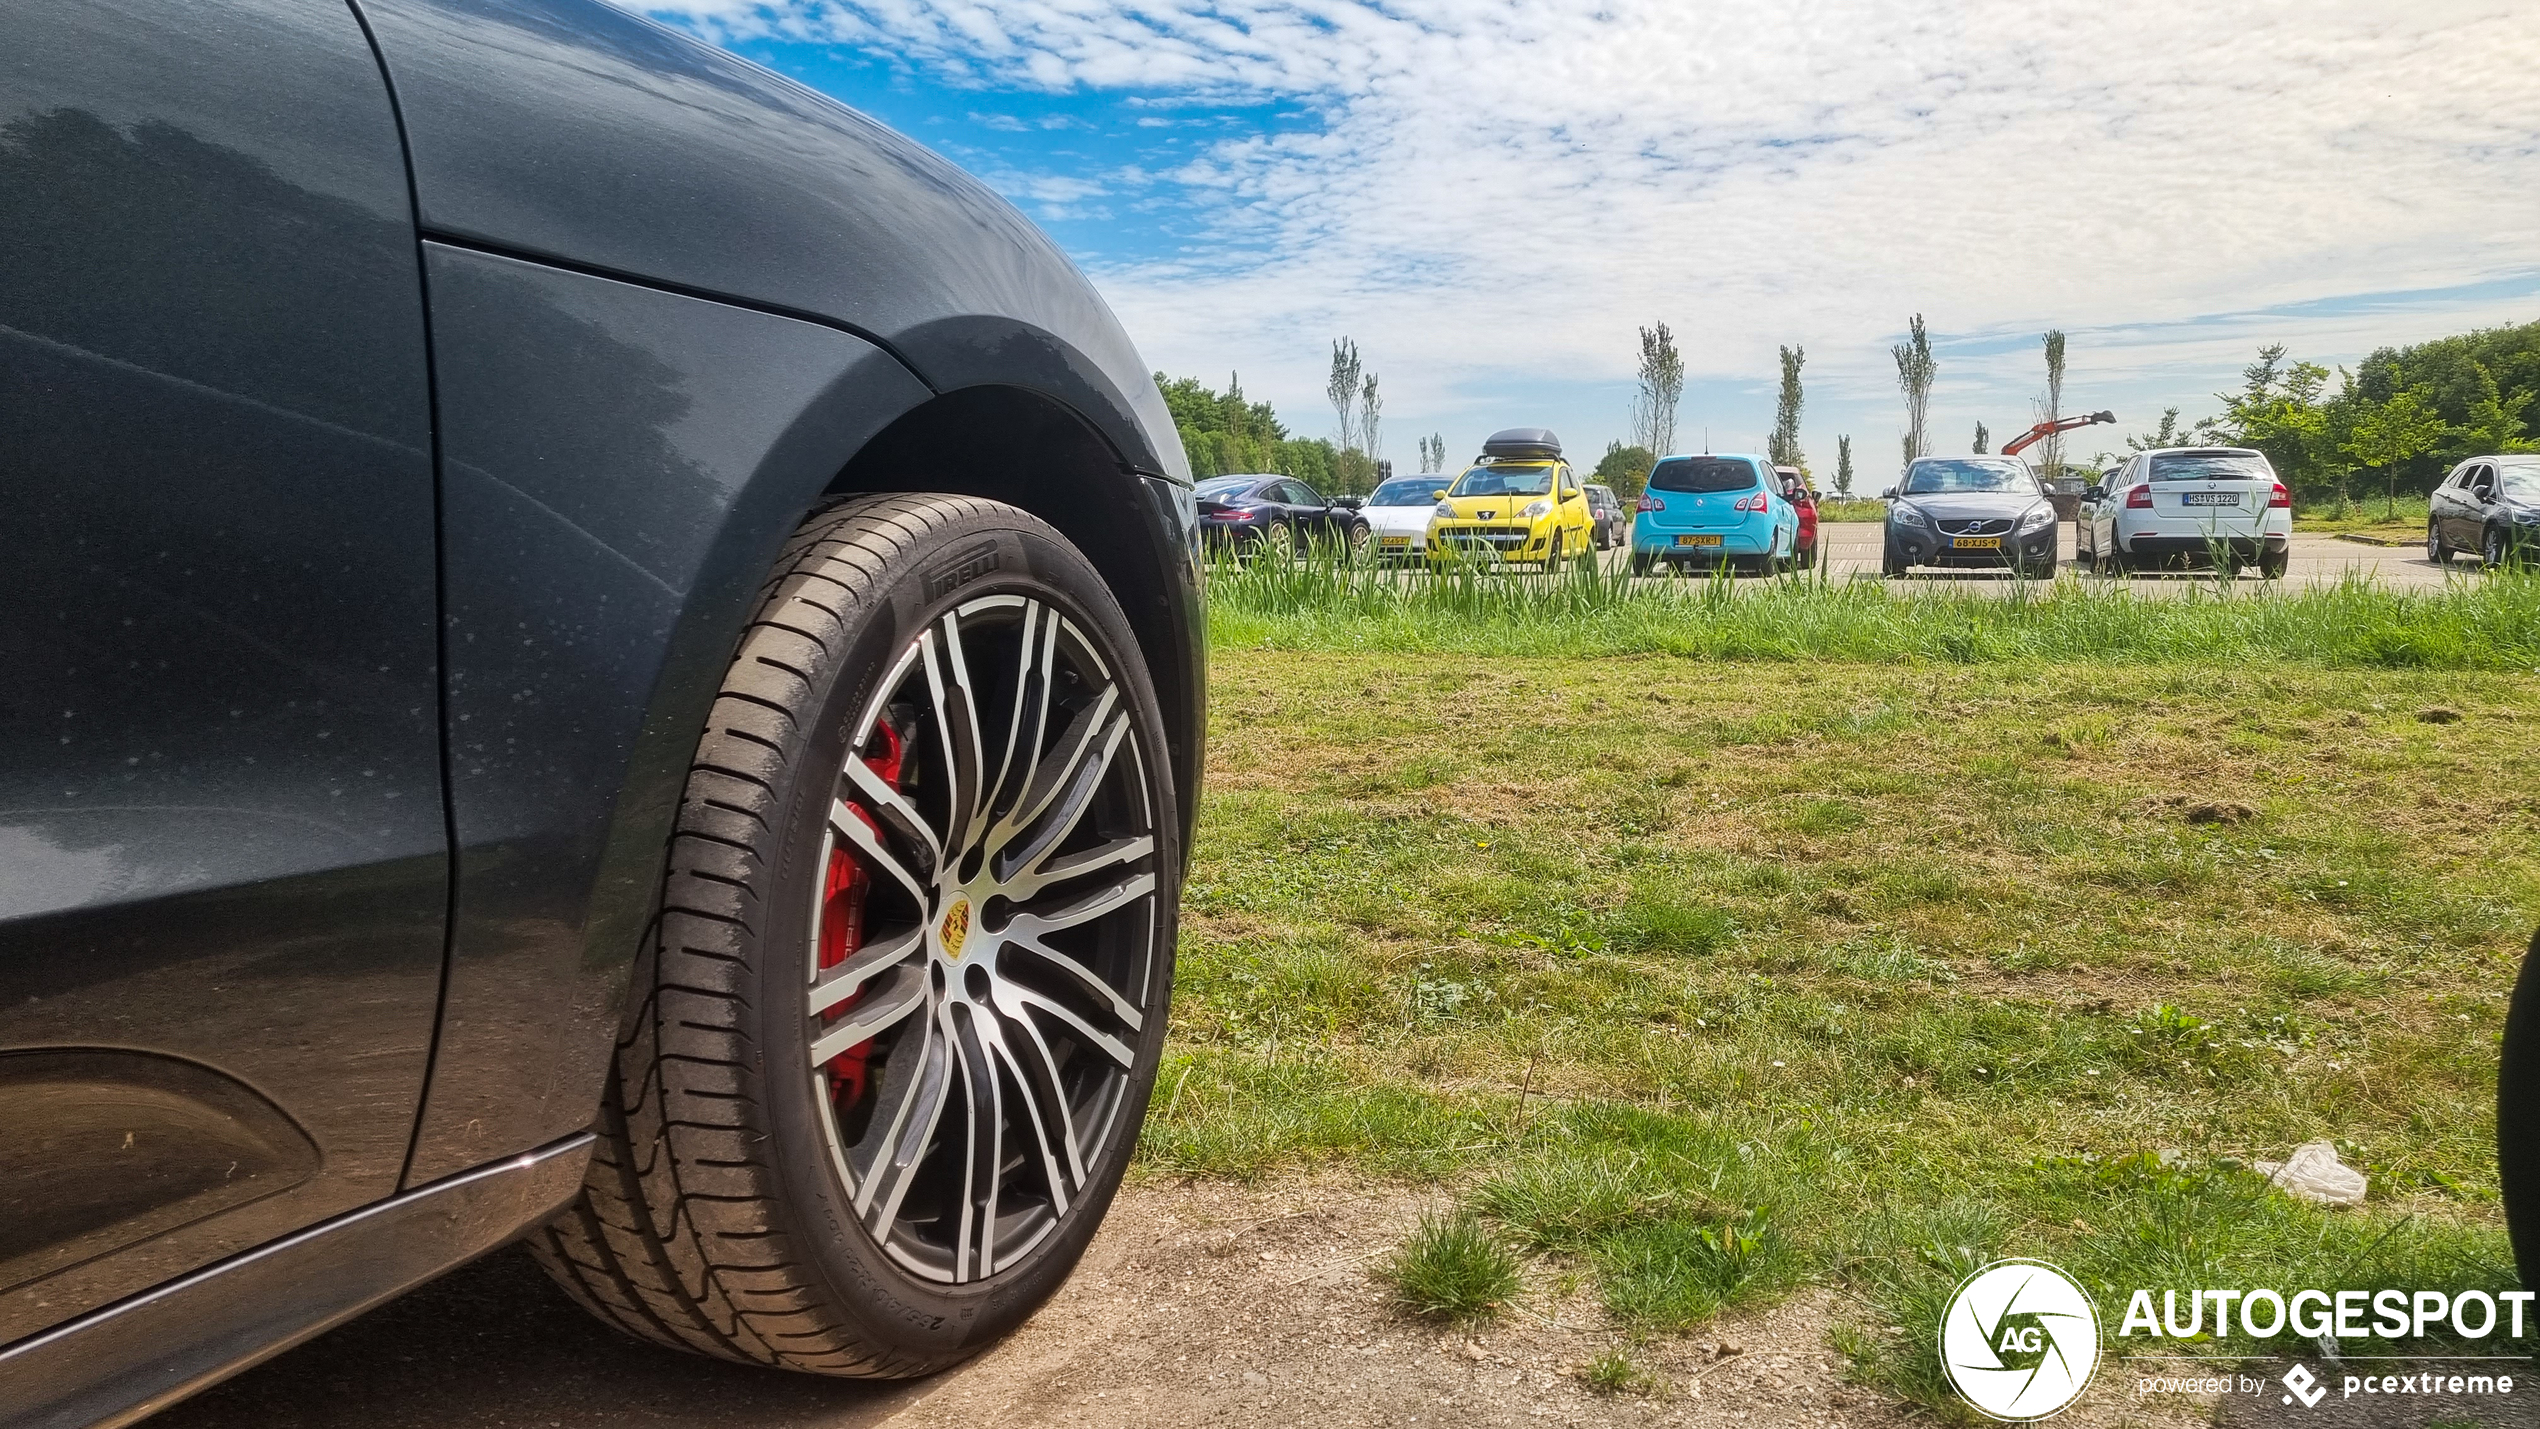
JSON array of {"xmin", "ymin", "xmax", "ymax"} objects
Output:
[
  {"xmin": 2268, "ymin": 482, "xmax": 2290, "ymax": 509},
  {"xmin": 1637, "ymin": 495, "xmax": 1665, "ymax": 513},
  {"xmin": 2125, "ymin": 485, "xmax": 2153, "ymax": 509},
  {"xmin": 1735, "ymin": 492, "xmax": 1769, "ymax": 513}
]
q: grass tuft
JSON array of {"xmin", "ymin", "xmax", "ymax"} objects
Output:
[
  {"xmin": 1384, "ymin": 1213, "xmax": 1523, "ymax": 1324},
  {"xmin": 1581, "ymin": 1346, "xmax": 1659, "ymax": 1396},
  {"xmin": 1594, "ymin": 1211, "xmax": 1794, "ymax": 1329}
]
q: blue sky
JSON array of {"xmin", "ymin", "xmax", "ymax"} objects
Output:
[{"xmin": 659, "ymin": 0, "xmax": 2540, "ymax": 484}]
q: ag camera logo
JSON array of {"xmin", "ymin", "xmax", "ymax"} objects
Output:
[{"xmin": 1940, "ymin": 1259, "xmax": 2102, "ymax": 1420}]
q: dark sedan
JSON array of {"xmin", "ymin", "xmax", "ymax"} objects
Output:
[
  {"xmin": 2430, "ymin": 455, "xmax": 2540, "ymax": 568},
  {"xmin": 1881, "ymin": 456, "xmax": 2060, "ymax": 577},
  {"xmin": 1195, "ymin": 473, "xmax": 1363, "ymax": 554},
  {"xmin": 0, "ymin": 2, "xmax": 1200, "ymax": 1422}
]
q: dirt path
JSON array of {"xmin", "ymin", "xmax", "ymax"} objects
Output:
[
  {"xmin": 164, "ymin": 1176, "xmax": 2209, "ymax": 1428},
  {"xmin": 867, "ymin": 1177, "xmax": 1900, "ymax": 1429}
]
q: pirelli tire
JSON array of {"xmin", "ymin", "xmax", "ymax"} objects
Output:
[{"xmin": 530, "ymin": 492, "xmax": 1182, "ymax": 1378}]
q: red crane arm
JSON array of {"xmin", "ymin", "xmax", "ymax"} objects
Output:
[{"xmin": 2000, "ymin": 409, "xmax": 2115, "ymax": 458}]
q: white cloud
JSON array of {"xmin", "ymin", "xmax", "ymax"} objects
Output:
[{"xmin": 651, "ymin": 0, "xmax": 2540, "ymax": 464}]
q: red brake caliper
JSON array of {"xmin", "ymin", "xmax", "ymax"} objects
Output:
[{"xmin": 818, "ymin": 719, "xmax": 906, "ymax": 1111}]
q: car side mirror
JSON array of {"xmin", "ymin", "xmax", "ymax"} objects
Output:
[
  {"xmin": 1880, "ymin": 487, "xmax": 1897, "ymax": 500},
  {"xmin": 2084, "ymin": 485, "xmax": 2105, "ymax": 501}
]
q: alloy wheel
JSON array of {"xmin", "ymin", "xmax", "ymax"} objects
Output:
[{"xmin": 808, "ymin": 595, "xmax": 1160, "ymax": 1285}]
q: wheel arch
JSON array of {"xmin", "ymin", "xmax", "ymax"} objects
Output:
[
  {"xmin": 406, "ymin": 254, "xmax": 1199, "ymax": 1185},
  {"xmin": 819, "ymin": 382, "xmax": 1203, "ymax": 842}
]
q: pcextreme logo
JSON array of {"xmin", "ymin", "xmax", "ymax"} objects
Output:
[{"xmin": 1940, "ymin": 1259, "xmax": 2103, "ymax": 1421}]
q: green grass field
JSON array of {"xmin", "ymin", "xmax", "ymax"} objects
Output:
[
  {"xmin": 1144, "ymin": 571, "xmax": 2539, "ymax": 1414},
  {"xmin": 1815, "ymin": 496, "xmax": 1889, "ymax": 524},
  {"xmin": 1207, "ymin": 549, "xmax": 2540, "ymax": 669},
  {"xmin": 2293, "ymin": 494, "xmax": 2433, "ymax": 542}
]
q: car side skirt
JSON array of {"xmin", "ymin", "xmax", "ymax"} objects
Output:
[{"xmin": 0, "ymin": 1134, "xmax": 593, "ymax": 1429}]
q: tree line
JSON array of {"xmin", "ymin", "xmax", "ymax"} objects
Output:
[
  {"xmin": 1158, "ymin": 337, "xmax": 1445, "ymax": 496},
  {"xmin": 1163, "ymin": 316, "xmax": 2537, "ymax": 510},
  {"xmin": 2128, "ymin": 319, "xmax": 2539, "ymax": 510},
  {"xmin": 1154, "ymin": 371, "xmax": 1347, "ymax": 490}
]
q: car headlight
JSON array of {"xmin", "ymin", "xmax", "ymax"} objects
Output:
[
  {"xmin": 2018, "ymin": 504, "xmax": 2057, "ymax": 532},
  {"xmin": 1520, "ymin": 500, "xmax": 1550, "ymax": 520},
  {"xmin": 1890, "ymin": 502, "xmax": 1929, "ymax": 528},
  {"xmin": 2514, "ymin": 508, "xmax": 2540, "ymax": 525},
  {"xmin": 1435, "ymin": 500, "xmax": 1456, "ymax": 518}
]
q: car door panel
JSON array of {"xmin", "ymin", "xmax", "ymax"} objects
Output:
[
  {"xmin": 2463, "ymin": 466, "xmax": 2495, "ymax": 549},
  {"xmin": 0, "ymin": 0, "xmax": 446, "ymax": 1342},
  {"xmin": 1290, "ymin": 480, "xmax": 1335, "ymax": 537}
]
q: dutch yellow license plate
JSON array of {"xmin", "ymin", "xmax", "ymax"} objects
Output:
[
  {"xmin": 1675, "ymin": 534, "xmax": 1723, "ymax": 547},
  {"xmin": 1952, "ymin": 536, "xmax": 2003, "ymax": 550},
  {"xmin": 1379, "ymin": 536, "xmax": 1411, "ymax": 549}
]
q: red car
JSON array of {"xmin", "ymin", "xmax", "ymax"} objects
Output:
[{"xmin": 1776, "ymin": 466, "xmax": 1821, "ymax": 568}]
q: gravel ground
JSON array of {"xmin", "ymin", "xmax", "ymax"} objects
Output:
[
  {"xmin": 156, "ymin": 1177, "xmax": 1929, "ymax": 1429},
  {"xmin": 157, "ymin": 1173, "xmax": 2519, "ymax": 1428}
]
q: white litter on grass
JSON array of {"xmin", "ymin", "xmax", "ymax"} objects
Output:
[{"xmin": 2255, "ymin": 1139, "xmax": 2367, "ymax": 1207}]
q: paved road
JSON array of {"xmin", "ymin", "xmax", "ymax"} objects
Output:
[{"xmin": 1606, "ymin": 523, "xmax": 2473, "ymax": 593}]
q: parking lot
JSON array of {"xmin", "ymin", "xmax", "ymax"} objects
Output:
[
  {"xmin": 1806, "ymin": 523, "xmax": 2459, "ymax": 591},
  {"xmin": 1608, "ymin": 523, "xmax": 2465, "ymax": 592}
]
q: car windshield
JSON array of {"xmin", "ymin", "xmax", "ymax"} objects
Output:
[
  {"xmin": 1368, "ymin": 477, "xmax": 1445, "ymax": 506},
  {"xmin": 1903, "ymin": 459, "xmax": 2034, "ymax": 495},
  {"xmin": 2497, "ymin": 462, "xmax": 2540, "ymax": 498},
  {"xmin": 1449, "ymin": 463, "xmax": 1554, "ymax": 497},
  {"xmin": 1647, "ymin": 457, "xmax": 1760, "ymax": 493},
  {"xmin": 1194, "ymin": 477, "xmax": 1257, "ymax": 499},
  {"xmin": 2148, "ymin": 452, "xmax": 2272, "ymax": 482}
]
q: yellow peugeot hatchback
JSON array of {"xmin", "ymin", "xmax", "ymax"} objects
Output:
[{"xmin": 1427, "ymin": 428, "xmax": 1596, "ymax": 567}]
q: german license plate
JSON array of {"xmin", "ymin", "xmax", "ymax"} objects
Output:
[
  {"xmin": 1951, "ymin": 536, "xmax": 2002, "ymax": 550},
  {"xmin": 1675, "ymin": 534, "xmax": 1723, "ymax": 547},
  {"xmin": 1379, "ymin": 536, "xmax": 1411, "ymax": 549},
  {"xmin": 2184, "ymin": 491, "xmax": 2241, "ymax": 506}
]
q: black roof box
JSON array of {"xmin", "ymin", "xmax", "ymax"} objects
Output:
[{"xmin": 1482, "ymin": 427, "xmax": 1561, "ymax": 460}]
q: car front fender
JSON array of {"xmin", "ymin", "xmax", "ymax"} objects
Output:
[{"xmin": 352, "ymin": 0, "xmax": 1187, "ymax": 486}]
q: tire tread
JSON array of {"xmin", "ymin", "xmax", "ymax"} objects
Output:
[{"xmin": 531, "ymin": 493, "xmax": 1026, "ymax": 1380}]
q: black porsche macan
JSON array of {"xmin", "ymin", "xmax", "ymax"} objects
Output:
[{"xmin": 0, "ymin": 2, "xmax": 1202, "ymax": 1423}]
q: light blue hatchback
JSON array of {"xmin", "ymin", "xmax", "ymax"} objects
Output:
[{"xmin": 1629, "ymin": 453, "xmax": 1800, "ymax": 575}]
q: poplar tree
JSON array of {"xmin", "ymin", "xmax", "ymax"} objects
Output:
[
  {"xmin": 1327, "ymin": 338, "xmax": 1361, "ymax": 469},
  {"xmin": 2037, "ymin": 329, "xmax": 2068, "ymax": 476},
  {"xmin": 1359, "ymin": 372, "xmax": 1382, "ymax": 482},
  {"xmin": 1892, "ymin": 314, "xmax": 1935, "ymax": 465},
  {"xmin": 1769, "ymin": 345, "xmax": 1806, "ymax": 467},
  {"xmin": 1632, "ymin": 322, "xmax": 1683, "ymax": 458}
]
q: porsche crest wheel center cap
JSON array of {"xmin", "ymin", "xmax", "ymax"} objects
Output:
[{"xmin": 938, "ymin": 897, "xmax": 972, "ymax": 960}]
